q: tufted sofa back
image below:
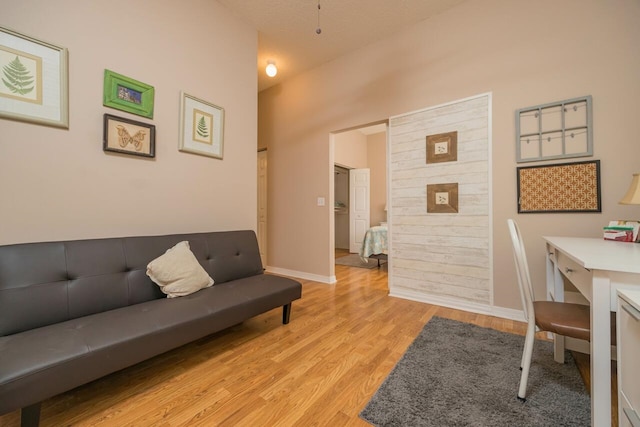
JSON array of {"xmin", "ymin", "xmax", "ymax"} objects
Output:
[{"xmin": 0, "ymin": 230, "xmax": 264, "ymax": 336}]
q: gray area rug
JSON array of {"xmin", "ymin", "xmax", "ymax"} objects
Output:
[
  {"xmin": 335, "ymin": 253, "xmax": 379, "ymax": 269},
  {"xmin": 360, "ymin": 317, "xmax": 589, "ymax": 426}
]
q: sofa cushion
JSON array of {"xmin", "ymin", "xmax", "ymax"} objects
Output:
[
  {"xmin": 0, "ymin": 231, "xmax": 265, "ymax": 336},
  {"xmin": 0, "ymin": 274, "xmax": 302, "ymax": 415},
  {"xmin": 146, "ymin": 241, "xmax": 214, "ymax": 298}
]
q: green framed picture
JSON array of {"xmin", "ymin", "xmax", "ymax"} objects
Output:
[{"xmin": 103, "ymin": 69, "xmax": 154, "ymax": 118}]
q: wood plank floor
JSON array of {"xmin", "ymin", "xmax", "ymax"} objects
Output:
[{"xmin": 0, "ymin": 263, "xmax": 612, "ymax": 426}]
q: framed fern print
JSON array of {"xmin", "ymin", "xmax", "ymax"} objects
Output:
[
  {"xmin": 103, "ymin": 114, "xmax": 156, "ymax": 158},
  {"xmin": 179, "ymin": 91, "xmax": 224, "ymax": 159},
  {"xmin": 0, "ymin": 27, "xmax": 69, "ymax": 128}
]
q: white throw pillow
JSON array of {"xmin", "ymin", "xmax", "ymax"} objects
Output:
[{"xmin": 146, "ymin": 241, "xmax": 214, "ymax": 298}]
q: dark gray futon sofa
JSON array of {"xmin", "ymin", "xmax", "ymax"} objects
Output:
[{"xmin": 0, "ymin": 230, "xmax": 302, "ymax": 426}]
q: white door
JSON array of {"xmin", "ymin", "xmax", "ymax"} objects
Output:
[
  {"xmin": 257, "ymin": 150, "xmax": 267, "ymax": 265},
  {"xmin": 349, "ymin": 168, "xmax": 370, "ymax": 253}
]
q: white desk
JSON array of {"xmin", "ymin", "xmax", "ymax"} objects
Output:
[{"xmin": 544, "ymin": 236, "xmax": 640, "ymax": 427}]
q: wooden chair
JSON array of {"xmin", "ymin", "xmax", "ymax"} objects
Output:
[{"xmin": 507, "ymin": 219, "xmax": 598, "ymax": 402}]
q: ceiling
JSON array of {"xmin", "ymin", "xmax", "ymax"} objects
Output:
[{"xmin": 217, "ymin": 0, "xmax": 469, "ymax": 92}]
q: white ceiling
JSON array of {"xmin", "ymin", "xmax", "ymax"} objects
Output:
[{"xmin": 217, "ymin": 0, "xmax": 469, "ymax": 92}]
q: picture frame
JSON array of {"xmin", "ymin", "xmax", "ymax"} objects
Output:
[
  {"xmin": 516, "ymin": 95, "xmax": 592, "ymax": 163},
  {"xmin": 0, "ymin": 27, "xmax": 69, "ymax": 128},
  {"xmin": 517, "ymin": 160, "xmax": 601, "ymax": 213},
  {"xmin": 179, "ymin": 91, "xmax": 224, "ymax": 159},
  {"xmin": 426, "ymin": 131, "xmax": 457, "ymax": 164},
  {"xmin": 103, "ymin": 113, "xmax": 155, "ymax": 158},
  {"xmin": 427, "ymin": 183, "xmax": 459, "ymax": 213},
  {"xmin": 103, "ymin": 69, "xmax": 154, "ymax": 118}
]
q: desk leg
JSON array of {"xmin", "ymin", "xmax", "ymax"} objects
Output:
[
  {"xmin": 591, "ymin": 272, "xmax": 612, "ymax": 427},
  {"xmin": 553, "ymin": 252, "xmax": 566, "ymax": 363},
  {"xmin": 546, "ymin": 247, "xmax": 566, "ymax": 363}
]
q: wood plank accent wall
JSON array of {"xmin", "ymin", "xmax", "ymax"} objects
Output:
[{"xmin": 389, "ymin": 94, "xmax": 491, "ymax": 308}]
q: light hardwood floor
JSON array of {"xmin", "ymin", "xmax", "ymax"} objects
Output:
[{"xmin": 0, "ymin": 264, "xmax": 610, "ymax": 426}]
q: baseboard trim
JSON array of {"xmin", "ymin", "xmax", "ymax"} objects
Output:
[
  {"xmin": 389, "ymin": 287, "xmax": 526, "ymax": 322},
  {"xmin": 491, "ymin": 306, "xmax": 527, "ymax": 322},
  {"xmin": 265, "ymin": 270, "xmax": 530, "ymax": 323},
  {"xmin": 265, "ymin": 266, "xmax": 336, "ymax": 284}
]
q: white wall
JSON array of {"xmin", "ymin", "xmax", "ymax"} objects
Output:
[
  {"xmin": 367, "ymin": 132, "xmax": 387, "ymax": 226},
  {"xmin": 1, "ymin": 0, "xmax": 258, "ymax": 245},
  {"xmin": 389, "ymin": 94, "xmax": 491, "ymax": 310},
  {"xmin": 259, "ymin": 0, "xmax": 640, "ymax": 310},
  {"xmin": 334, "ymin": 131, "xmax": 367, "ymax": 169}
]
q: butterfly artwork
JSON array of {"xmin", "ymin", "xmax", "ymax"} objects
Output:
[
  {"xmin": 116, "ymin": 125, "xmax": 146, "ymax": 151},
  {"xmin": 103, "ymin": 114, "xmax": 156, "ymax": 158}
]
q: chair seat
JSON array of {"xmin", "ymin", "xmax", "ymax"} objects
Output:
[{"xmin": 533, "ymin": 301, "xmax": 617, "ymax": 345}]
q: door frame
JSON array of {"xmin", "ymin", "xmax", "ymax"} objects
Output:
[{"xmin": 329, "ymin": 120, "xmax": 389, "ymax": 281}]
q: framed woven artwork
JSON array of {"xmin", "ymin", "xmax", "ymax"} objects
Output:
[{"xmin": 517, "ymin": 160, "xmax": 601, "ymax": 213}]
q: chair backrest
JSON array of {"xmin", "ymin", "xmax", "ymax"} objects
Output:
[{"xmin": 507, "ymin": 219, "xmax": 536, "ymax": 323}]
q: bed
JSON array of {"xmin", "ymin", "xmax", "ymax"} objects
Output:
[{"xmin": 359, "ymin": 225, "xmax": 388, "ymax": 266}]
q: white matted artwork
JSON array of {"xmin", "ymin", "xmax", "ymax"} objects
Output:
[
  {"xmin": 0, "ymin": 27, "xmax": 68, "ymax": 128},
  {"xmin": 179, "ymin": 91, "xmax": 224, "ymax": 159}
]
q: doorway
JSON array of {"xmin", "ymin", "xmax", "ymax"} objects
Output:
[{"xmin": 331, "ymin": 122, "xmax": 388, "ymax": 268}]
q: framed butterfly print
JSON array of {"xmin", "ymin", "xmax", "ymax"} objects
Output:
[{"xmin": 103, "ymin": 114, "xmax": 155, "ymax": 158}]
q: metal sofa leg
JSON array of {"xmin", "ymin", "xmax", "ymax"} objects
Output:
[
  {"xmin": 21, "ymin": 403, "xmax": 41, "ymax": 427},
  {"xmin": 282, "ymin": 303, "xmax": 292, "ymax": 324}
]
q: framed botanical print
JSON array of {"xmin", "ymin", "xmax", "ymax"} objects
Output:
[
  {"xmin": 179, "ymin": 91, "xmax": 224, "ymax": 159},
  {"xmin": 0, "ymin": 27, "xmax": 69, "ymax": 128}
]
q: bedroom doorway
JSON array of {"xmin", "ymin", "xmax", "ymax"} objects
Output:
[{"xmin": 331, "ymin": 121, "xmax": 388, "ymax": 275}]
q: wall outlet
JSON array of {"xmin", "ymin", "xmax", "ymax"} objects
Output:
[{"xmin": 317, "ymin": 197, "xmax": 325, "ymax": 206}]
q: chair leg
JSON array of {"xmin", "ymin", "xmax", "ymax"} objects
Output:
[
  {"xmin": 553, "ymin": 334, "xmax": 565, "ymax": 364},
  {"xmin": 518, "ymin": 322, "xmax": 536, "ymax": 402}
]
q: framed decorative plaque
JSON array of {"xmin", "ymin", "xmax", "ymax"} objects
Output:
[
  {"xmin": 427, "ymin": 183, "xmax": 458, "ymax": 213},
  {"xmin": 426, "ymin": 131, "xmax": 457, "ymax": 164}
]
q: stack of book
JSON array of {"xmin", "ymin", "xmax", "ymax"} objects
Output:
[{"xmin": 603, "ymin": 220, "xmax": 640, "ymax": 242}]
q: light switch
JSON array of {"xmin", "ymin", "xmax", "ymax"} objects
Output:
[{"xmin": 317, "ymin": 197, "xmax": 325, "ymax": 206}]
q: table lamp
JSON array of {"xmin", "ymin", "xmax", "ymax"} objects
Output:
[{"xmin": 620, "ymin": 173, "xmax": 640, "ymax": 205}]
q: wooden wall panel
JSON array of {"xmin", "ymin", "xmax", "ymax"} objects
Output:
[{"xmin": 389, "ymin": 95, "xmax": 491, "ymax": 306}]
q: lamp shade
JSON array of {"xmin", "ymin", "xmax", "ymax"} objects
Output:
[{"xmin": 620, "ymin": 173, "xmax": 640, "ymax": 205}]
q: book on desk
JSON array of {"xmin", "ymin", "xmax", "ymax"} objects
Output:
[{"xmin": 603, "ymin": 220, "xmax": 640, "ymax": 242}]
